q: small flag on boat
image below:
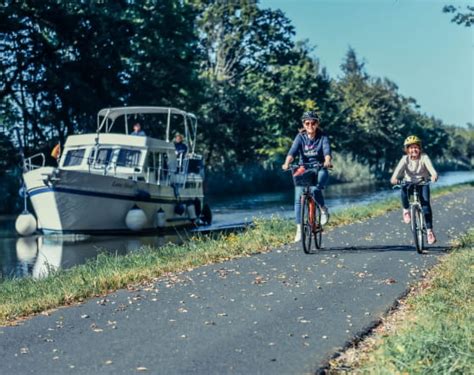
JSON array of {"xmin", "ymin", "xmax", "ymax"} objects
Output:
[{"xmin": 51, "ymin": 143, "xmax": 61, "ymax": 159}]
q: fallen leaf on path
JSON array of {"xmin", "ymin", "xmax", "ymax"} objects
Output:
[{"xmin": 253, "ymin": 276, "xmax": 266, "ymax": 285}]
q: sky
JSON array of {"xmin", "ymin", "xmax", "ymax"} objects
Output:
[{"xmin": 260, "ymin": 0, "xmax": 473, "ymax": 127}]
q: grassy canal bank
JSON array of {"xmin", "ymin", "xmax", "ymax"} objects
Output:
[
  {"xmin": 328, "ymin": 229, "xmax": 473, "ymax": 374},
  {"xmin": 0, "ymin": 183, "xmax": 472, "ymax": 326}
]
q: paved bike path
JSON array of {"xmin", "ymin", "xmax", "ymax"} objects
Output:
[{"xmin": 1, "ymin": 188, "xmax": 472, "ymax": 375}]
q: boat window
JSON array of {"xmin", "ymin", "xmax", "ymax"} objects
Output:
[
  {"xmin": 146, "ymin": 153, "xmax": 155, "ymax": 170},
  {"xmin": 187, "ymin": 159, "xmax": 202, "ymax": 174},
  {"xmin": 63, "ymin": 149, "xmax": 85, "ymax": 166},
  {"xmin": 90, "ymin": 148, "xmax": 113, "ymax": 167},
  {"xmin": 117, "ymin": 149, "xmax": 141, "ymax": 167}
]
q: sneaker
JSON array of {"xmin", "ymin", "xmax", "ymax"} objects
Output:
[
  {"xmin": 294, "ymin": 224, "xmax": 302, "ymax": 242},
  {"xmin": 403, "ymin": 210, "xmax": 411, "ymax": 224},
  {"xmin": 427, "ymin": 230, "xmax": 437, "ymax": 245},
  {"xmin": 321, "ymin": 207, "xmax": 330, "ymax": 226}
]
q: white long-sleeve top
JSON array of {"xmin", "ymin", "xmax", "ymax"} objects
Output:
[{"xmin": 390, "ymin": 154, "xmax": 438, "ymax": 183}]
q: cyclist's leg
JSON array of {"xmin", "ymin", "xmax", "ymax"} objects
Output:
[
  {"xmin": 419, "ymin": 185, "xmax": 433, "ymax": 229},
  {"xmin": 313, "ymin": 168, "xmax": 329, "ymax": 224},
  {"xmin": 420, "ymin": 185, "xmax": 436, "ymax": 244},
  {"xmin": 313, "ymin": 168, "xmax": 329, "ymax": 207},
  {"xmin": 400, "ymin": 184, "xmax": 410, "ymax": 209},
  {"xmin": 294, "ymin": 186, "xmax": 304, "ymax": 241},
  {"xmin": 294, "ymin": 186, "xmax": 304, "ymax": 224},
  {"xmin": 401, "ymin": 184, "xmax": 411, "ymax": 223}
]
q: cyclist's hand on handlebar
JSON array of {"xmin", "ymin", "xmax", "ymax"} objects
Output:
[
  {"xmin": 323, "ymin": 160, "xmax": 333, "ymax": 169},
  {"xmin": 390, "ymin": 177, "xmax": 399, "ymax": 185},
  {"xmin": 282, "ymin": 163, "xmax": 290, "ymax": 171},
  {"xmin": 431, "ymin": 175, "xmax": 438, "ymax": 183}
]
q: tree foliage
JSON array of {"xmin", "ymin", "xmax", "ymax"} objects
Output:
[
  {"xmin": 443, "ymin": 5, "xmax": 474, "ymax": 26},
  {"xmin": 0, "ymin": 0, "xmax": 471, "ymax": 188},
  {"xmin": 0, "ymin": 0, "xmax": 200, "ymax": 151}
]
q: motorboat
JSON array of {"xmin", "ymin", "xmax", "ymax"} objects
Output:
[{"xmin": 17, "ymin": 106, "xmax": 211, "ymax": 235}]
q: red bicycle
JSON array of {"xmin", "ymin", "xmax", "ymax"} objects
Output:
[{"xmin": 291, "ymin": 163, "xmax": 324, "ymax": 253}]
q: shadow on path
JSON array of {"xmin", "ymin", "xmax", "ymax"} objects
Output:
[{"xmin": 316, "ymin": 245, "xmax": 448, "ymax": 253}]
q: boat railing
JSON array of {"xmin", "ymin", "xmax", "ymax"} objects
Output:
[
  {"xmin": 24, "ymin": 153, "xmax": 46, "ymax": 171},
  {"xmin": 145, "ymin": 166, "xmax": 173, "ymax": 186}
]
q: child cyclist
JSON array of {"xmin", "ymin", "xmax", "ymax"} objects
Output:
[
  {"xmin": 282, "ymin": 111, "xmax": 332, "ymax": 242},
  {"xmin": 390, "ymin": 135, "xmax": 438, "ymax": 244}
]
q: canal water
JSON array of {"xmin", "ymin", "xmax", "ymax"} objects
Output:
[{"xmin": 0, "ymin": 171, "xmax": 472, "ymax": 280}]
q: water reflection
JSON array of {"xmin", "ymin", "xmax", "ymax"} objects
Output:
[{"xmin": 2, "ymin": 234, "xmax": 180, "ymax": 280}]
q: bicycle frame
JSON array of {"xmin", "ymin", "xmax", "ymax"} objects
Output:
[
  {"xmin": 393, "ymin": 181, "xmax": 429, "ymax": 253},
  {"xmin": 290, "ymin": 163, "xmax": 324, "ymax": 253}
]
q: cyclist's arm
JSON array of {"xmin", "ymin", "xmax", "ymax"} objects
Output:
[
  {"xmin": 323, "ymin": 154, "xmax": 332, "ymax": 168},
  {"xmin": 282, "ymin": 155, "xmax": 295, "ymax": 170},
  {"xmin": 322, "ymin": 136, "xmax": 332, "ymax": 168},
  {"xmin": 282, "ymin": 134, "xmax": 301, "ymax": 170},
  {"xmin": 422, "ymin": 154, "xmax": 438, "ymax": 182},
  {"xmin": 390, "ymin": 157, "xmax": 406, "ymax": 184}
]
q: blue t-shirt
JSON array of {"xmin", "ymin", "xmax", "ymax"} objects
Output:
[
  {"xmin": 287, "ymin": 131, "xmax": 331, "ymax": 164},
  {"xmin": 175, "ymin": 142, "xmax": 188, "ymax": 154}
]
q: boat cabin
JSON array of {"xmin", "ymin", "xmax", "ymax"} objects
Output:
[{"xmin": 59, "ymin": 107, "xmax": 204, "ymax": 187}]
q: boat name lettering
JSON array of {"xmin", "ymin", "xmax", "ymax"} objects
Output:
[{"xmin": 112, "ymin": 181, "xmax": 135, "ymax": 189}]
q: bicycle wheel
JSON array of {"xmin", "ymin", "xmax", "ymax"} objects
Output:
[
  {"xmin": 411, "ymin": 205, "xmax": 423, "ymax": 253},
  {"xmin": 417, "ymin": 208, "xmax": 425, "ymax": 252},
  {"xmin": 301, "ymin": 195, "xmax": 313, "ymax": 254},
  {"xmin": 313, "ymin": 204, "xmax": 322, "ymax": 249}
]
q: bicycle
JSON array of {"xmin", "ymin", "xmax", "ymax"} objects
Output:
[
  {"xmin": 393, "ymin": 180, "xmax": 430, "ymax": 254},
  {"xmin": 290, "ymin": 163, "xmax": 324, "ymax": 254}
]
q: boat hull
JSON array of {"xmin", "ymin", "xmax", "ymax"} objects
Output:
[{"xmin": 24, "ymin": 168, "xmax": 203, "ymax": 234}]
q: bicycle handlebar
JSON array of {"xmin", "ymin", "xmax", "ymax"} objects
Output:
[
  {"xmin": 289, "ymin": 162, "xmax": 323, "ymax": 169},
  {"xmin": 284, "ymin": 162, "xmax": 333, "ymax": 172},
  {"xmin": 392, "ymin": 180, "xmax": 431, "ymax": 190}
]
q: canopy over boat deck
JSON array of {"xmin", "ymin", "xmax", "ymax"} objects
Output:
[{"xmin": 97, "ymin": 106, "xmax": 198, "ymax": 153}]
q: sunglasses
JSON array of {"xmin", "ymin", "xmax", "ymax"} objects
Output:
[{"xmin": 304, "ymin": 121, "xmax": 317, "ymax": 126}]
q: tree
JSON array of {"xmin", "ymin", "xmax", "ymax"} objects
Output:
[
  {"xmin": 0, "ymin": 0, "xmax": 201, "ymax": 149},
  {"xmin": 443, "ymin": 5, "xmax": 474, "ymax": 26},
  {"xmin": 194, "ymin": 0, "xmax": 298, "ymax": 168}
]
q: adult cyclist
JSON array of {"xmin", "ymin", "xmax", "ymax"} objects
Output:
[{"xmin": 282, "ymin": 111, "xmax": 333, "ymax": 242}]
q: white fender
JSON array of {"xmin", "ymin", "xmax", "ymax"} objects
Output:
[
  {"xmin": 15, "ymin": 212, "xmax": 37, "ymax": 236},
  {"xmin": 125, "ymin": 206, "xmax": 147, "ymax": 231},
  {"xmin": 186, "ymin": 204, "xmax": 197, "ymax": 220},
  {"xmin": 155, "ymin": 208, "xmax": 166, "ymax": 228}
]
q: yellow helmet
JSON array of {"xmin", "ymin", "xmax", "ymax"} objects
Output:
[{"xmin": 404, "ymin": 135, "xmax": 421, "ymax": 148}]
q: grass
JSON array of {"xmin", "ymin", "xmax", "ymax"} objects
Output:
[
  {"xmin": 330, "ymin": 229, "xmax": 474, "ymax": 374},
  {"xmin": 0, "ymin": 182, "xmax": 471, "ymax": 326},
  {"xmin": 331, "ymin": 151, "xmax": 374, "ymax": 182}
]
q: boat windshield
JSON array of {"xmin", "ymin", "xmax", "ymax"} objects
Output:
[
  {"xmin": 89, "ymin": 148, "xmax": 113, "ymax": 167},
  {"xmin": 116, "ymin": 149, "xmax": 141, "ymax": 167},
  {"xmin": 63, "ymin": 149, "xmax": 86, "ymax": 167},
  {"xmin": 87, "ymin": 147, "xmax": 142, "ymax": 169}
]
